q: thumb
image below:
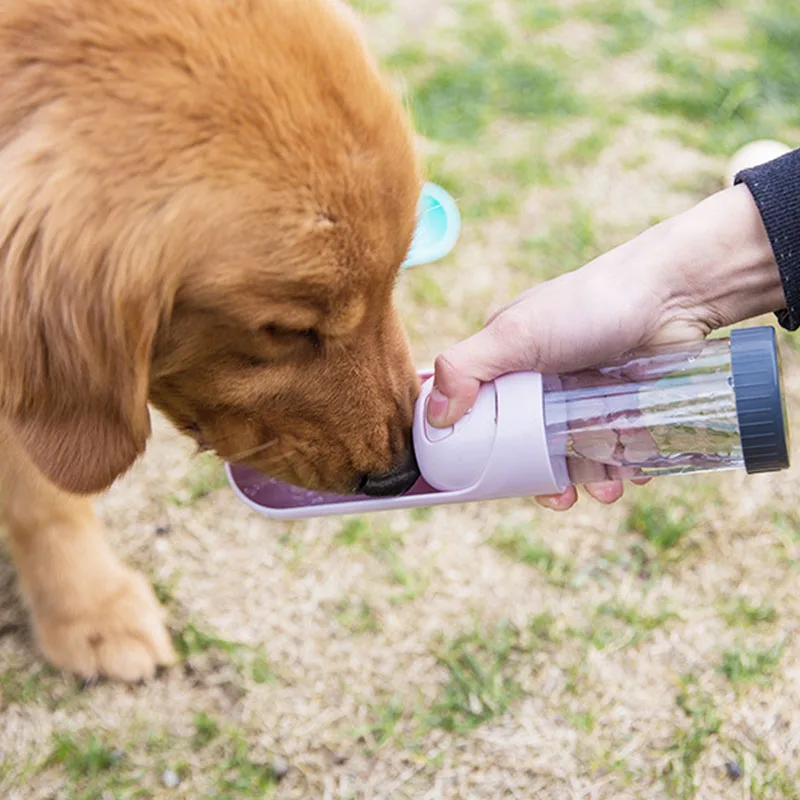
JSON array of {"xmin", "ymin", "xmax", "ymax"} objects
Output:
[{"xmin": 427, "ymin": 307, "xmax": 541, "ymax": 428}]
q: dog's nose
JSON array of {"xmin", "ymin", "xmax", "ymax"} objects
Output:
[{"xmin": 358, "ymin": 451, "xmax": 420, "ymax": 497}]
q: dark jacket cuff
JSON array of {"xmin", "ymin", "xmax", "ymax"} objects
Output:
[{"xmin": 735, "ymin": 148, "xmax": 800, "ymax": 331}]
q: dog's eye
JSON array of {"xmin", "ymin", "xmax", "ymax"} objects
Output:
[{"xmin": 262, "ymin": 324, "xmax": 322, "ymax": 350}]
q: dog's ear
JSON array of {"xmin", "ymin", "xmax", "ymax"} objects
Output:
[{"xmin": 0, "ymin": 200, "xmax": 178, "ymax": 496}]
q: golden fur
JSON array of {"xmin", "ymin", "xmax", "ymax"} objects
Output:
[{"xmin": 0, "ymin": 0, "xmax": 421, "ymax": 680}]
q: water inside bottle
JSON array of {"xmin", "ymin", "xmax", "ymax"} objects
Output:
[{"xmin": 543, "ymin": 339, "xmax": 745, "ymax": 484}]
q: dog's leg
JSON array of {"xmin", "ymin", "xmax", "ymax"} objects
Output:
[{"xmin": 0, "ymin": 420, "xmax": 175, "ymax": 681}]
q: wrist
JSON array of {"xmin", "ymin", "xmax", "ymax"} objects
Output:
[{"xmin": 654, "ymin": 184, "xmax": 784, "ymax": 333}]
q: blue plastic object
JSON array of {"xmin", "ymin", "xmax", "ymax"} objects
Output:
[
  {"xmin": 401, "ymin": 182, "xmax": 461, "ymax": 269},
  {"xmin": 730, "ymin": 326, "xmax": 790, "ymax": 473}
]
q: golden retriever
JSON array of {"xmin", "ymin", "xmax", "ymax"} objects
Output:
[{"xmin": 0, "ymin": 0, "xmax": 422, "ymax": 681}]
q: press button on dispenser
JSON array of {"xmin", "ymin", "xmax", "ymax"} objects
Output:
[{"xmin": 424, "ymin": 405, "xmax": 455, "ymax": 443}]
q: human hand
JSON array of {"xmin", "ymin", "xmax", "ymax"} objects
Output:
[{"xmin": 427, "ymin": 184, "xmax": 784, "ymax": 510}]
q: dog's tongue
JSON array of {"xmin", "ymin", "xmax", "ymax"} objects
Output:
[{"xmin": 401, "ymin": 183, "xmax": 461, "ymax": 269}]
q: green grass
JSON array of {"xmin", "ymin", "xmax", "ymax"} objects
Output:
[
  {"xmin": 192, "ymin": 712, "xmax": 221, "ymax": 750},
  {"xmin": 348, "ymin": 0, "xmax": 391, "ymax": 14},
  {"xmin": 408, "ymin": 506, "xmax": 434, "ymax": 522},
  {"xmin": 170, "ymin": 452, "xmax": 228, "ymax": 506},
  {"xmin": 151, "ymin": 570, "xmax": 181, "ymax": 606},
  {"xmin": 637, "ymin": 1, "xmax": 800, "ymax": 154},
  {"xmin": 333, "ymin": 598, "xmax": 381, "ymax": 635},
  {"xmin": 424, "ymin": 623, "xmax": 522, "ymax": 733},
  {"xmin": 404, "ymin": 1, "xmax": 583, "ymax": 142},
  {"xmin": 334, "ymin": 516, "xmax": 400, "ymax": 558},
  {"xmin": 515, "ymin": 0, "xmax": 563, "ymax": 32},
  {"xmin": 0, "ymin": 665, "xmax": 76, "ymax": 710},
  {"xmin": 749, "ymin": 765, "xmax": 800, "ymax": 800},
  {"xmin": 594, "ymin": 600, "xmax": 679, "ymax": 646},
  {"xmin": 771, "ymin": 510, "xmax": 800, "ymax": 539},
  {"xmin": 528, "ymin": 611, "xmax": 561, "ymax": 644},
  {"xmin": 561, "ymin": 126, "xmax": 614, "ymax": 166},
  {"xmin": 721, "ymin": 596, "xmax": 778, "ymax": 628},
  {"xmin": 36, "ymin": 721, "xmax": 286, "ymax": 799},
  {"xmin": 567, "ymin": 599, "xmax": 678, "ymax": 652},
  {"xmin": 663, "ymin": 677, "xmax": 722, "ymax": 799},
  {"xmin": 719, "ymin": 643, "xmax": 784, "ymax": 684},
  {"xmin": 48, "ymin": 733, "xmax": 123, "ymax": 782},
  {"xmin": 409, "ymin": 270, "xmax": 448, "ymax": 307},
  {"xmin": 173, "ymin": 621, "xmax": 276, "ymax": 684},
  {"xmin": 44, "ymin": 732, "xmax": 143, "ymax": 798},
  {"xmin": 624, "ymin": 497, "xmax": 697, "ymax": 552},
  {"xmin": 511, "ymin": 205, "xmax": 599, "ymax": 279},
  {"xmin": 570, "ymin": 709, "xmax": 596, "ymax": 734},
  {"xmin": 213, "ymin": 737, "xmax": 279, "ymax": 799},
  {"xmin": 173, "ymin": 621, "xmax": 244, "ymax": 659},
  {"xmin": 412, "ymin": 59, "xmax": 581, "ymax": 142},
  {"xmin": 580, "ymin": 0, "xmax": 659, "ymax": 55},
  {"xmin": 353, "ymin": 698, "xmax": 404, "ymax": 754},
  {"xmin": 488, "ymin": 525, "xmax": 574, "ymax": 585},
  {"xmin": 386, "ymin": 556, "xmax": 429, "ymax": 604}
]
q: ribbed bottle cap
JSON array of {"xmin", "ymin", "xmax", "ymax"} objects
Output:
[{"xmin": 730, "ymin": 326, "xmax": 790, "ymax": 474}]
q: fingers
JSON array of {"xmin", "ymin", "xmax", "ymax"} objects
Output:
[
  {"xmin": 536, "ymin": 486, "xmax": 578, "ymax": 511},
  {"xmin": 427, "ymin": 304, "xmax": 545, "ymax": 428},
  {"xmin": 535, "ymin": 479, "xmax": 635, "ymax": 511},
  {"xmin": 585, "ymin": 480, "xmax": 625, "ymax": 504}
]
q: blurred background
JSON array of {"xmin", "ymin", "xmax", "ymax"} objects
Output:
[{"xmin": 2, "ymin": 1, "xmax": 800, "ymax": 797}]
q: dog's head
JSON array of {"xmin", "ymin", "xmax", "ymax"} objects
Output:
[{"xmin": 0, "ymin": 0, "xmax": 422, "ymax": 496}]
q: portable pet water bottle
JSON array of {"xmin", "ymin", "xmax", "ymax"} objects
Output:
[
  {"xmin": 227, "ymin": 326, "xmax": 790, "ymax": 520},
  {"xmin": 225, "ymin": 183, "xmax": 790, "ymax": 519}
]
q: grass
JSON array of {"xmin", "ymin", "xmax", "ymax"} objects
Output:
[
  {"xmin": 424, "ymin": 623, "xmax": 523, "ymax": 734},
  {"xmin": 580, "ymin": 0, "xmax": 660, "ymax": 55},
  {"xmin": 334, "ymin": 516, "xmax": 400, "ymax": 557},
  {"xmin": 637, "ymin": 1, "xmax": 800, "ymax": 154},
  {"xmin": 663, "ymin": 677, "xmax": 722, "ymax": 799},
  {"xmin": 624, "ymin": 497, "xmax": 697, "ymax": 553},
  {"xmin": 38, "ymin": 716, "xmax": 285, "ymax": 798},
  {"xmin": 192, "ymin": 712, "xmax": 221, "ymax": 750},
  {"xmin": 213, "ymin": 737, "xmax": 279, "ymax": 799},
  {"xmin": 413, "ymin": 58, "xmax": 581, "ymax": 142},
  {"xmin": 353, "ymin": 698, "xmax": 404, "ymax": 754},
  {"xmin": 348, "ymin": 0, "xmax": 391, "ymax": 13},
  {"xmin": 719, "ymin": 643, "xmax": 784, "ymax": 684},
  {"xmin": 170, "ymin": 452, "xmax": 229, "ymax": 506},
  {"xmin": 408, "ymin": 269, "xmax": 448, "ymax": 307},
  {"xmin": 528, "ymin": 611, "xmax": 561, "ymax": 644},
  {"xmin": 405, "ymin": 1, "xmax": 584, "ymax": 143},
  {"xmin": 511, "ymin": 204, "xmax": 599, "ymax": 279},
  {"xmin": 0, "ymin": 664, "xmax": 76, "ymax": 709},
  {"xmin": 333, "ymin": 598, "xmax": 382, "ymax": 635},
  {"xmin": 488, "ymin": 525, "xmax": 574, "ymax": 585},
  {"xmin": 48, "ymin": 733, "xmax": 123, "ymax": 783},
  {"xmin": 173, "ymin": 621, "xmax": 276, "ymax": 684},
  {"xmin": 592, "ymin": 600, "xmax": 679, "ymax": 647},
  {"xmin": 721, "ymin": 596, "xmax": 778, "ymax": 628}
]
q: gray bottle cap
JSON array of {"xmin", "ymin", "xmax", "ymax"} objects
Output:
[{"xmin": 730, "ymin": 326, "xmax": 790, "ymax": 474}]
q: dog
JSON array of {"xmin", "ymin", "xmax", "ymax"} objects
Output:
[{"xmin": 0, "ymin": 0, "xmax": 422, "ymax": 681}]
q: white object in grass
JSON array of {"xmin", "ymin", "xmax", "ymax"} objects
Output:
[{"xmin": 726, "ymin": 140, "xmax": 792, "ymax": 187}]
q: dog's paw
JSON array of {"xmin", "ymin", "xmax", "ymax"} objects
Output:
[{"xmin": 33, "ymin": 568, "xmax": 176, "ymax": 683}]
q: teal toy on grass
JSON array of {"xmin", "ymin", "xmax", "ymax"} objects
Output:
[{"xmin": 401, "ymin": 182, "xmax": 461, "ymax": 269}]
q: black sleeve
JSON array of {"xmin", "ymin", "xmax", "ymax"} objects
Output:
[{"xmin": 735, "ymin": 148, "xmax": 800, "ymax": 331}]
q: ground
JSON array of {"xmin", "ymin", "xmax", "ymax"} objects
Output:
[{"xmin": 2, "ymin": 0, "xmax": 800, "ymax": 798}]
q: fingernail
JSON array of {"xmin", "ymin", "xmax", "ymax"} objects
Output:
[
  {"xmin": 427, "ymin": 387, "xmax": 450, "ymax": 427},
  {"xmin": 536, "ymin": 496, "xmax": 561, "ymax": 511}
]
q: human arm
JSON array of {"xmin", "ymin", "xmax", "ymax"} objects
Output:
[{"xmin": 427, "ymin": 180, "xmax": 788, "ymax": 510}]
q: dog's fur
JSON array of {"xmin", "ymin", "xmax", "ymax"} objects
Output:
[{"xmin": 0, "ymin": 0, "xmax": 421, "ymax": 680}]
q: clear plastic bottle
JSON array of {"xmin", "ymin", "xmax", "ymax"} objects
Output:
[
  {"xmin": 543, "ymin": 338, "xmax": 744, "ymax": 485},
  {"xmin": 541, "ymin": 328, "xmax": 788, "ymax": 486}
]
